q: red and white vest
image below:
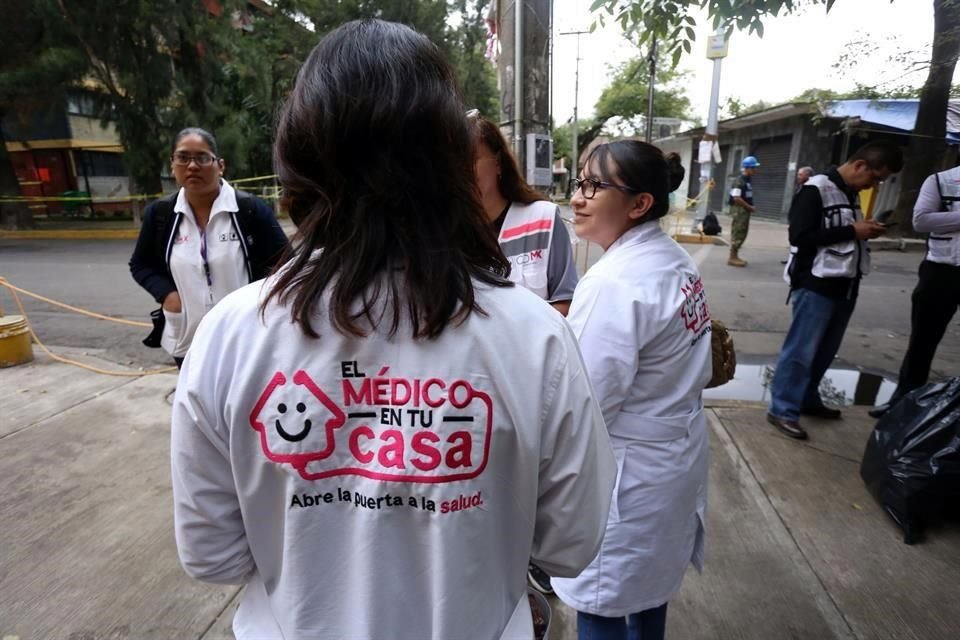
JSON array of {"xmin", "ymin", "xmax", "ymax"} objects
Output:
[{"xmin": 497, "ymin": 201, "xmax": 557, "ymax": 299}]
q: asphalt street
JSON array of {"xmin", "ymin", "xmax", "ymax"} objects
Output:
[{"xmin": 1, "ymin": 217, "xmax": 957, "ymax": 383}]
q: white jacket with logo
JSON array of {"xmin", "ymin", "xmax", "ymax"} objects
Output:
[
  {"xmin": 163, "ymin": 182, "xmax": 248, "ymax": 357},
  {"xmin": 171, "ymin": 274, "xmax": 616, "ymax": 640},
  {"xmin": 552, "ymin": 222, "xmax": 712, "ymax": 616}
]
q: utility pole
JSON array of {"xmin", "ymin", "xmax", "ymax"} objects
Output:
[
  {"xmin": 513, "ymin": 0, "xmax": 524, "ymax": 158},
  {"xmin": 694, "ymin": 29, "xmax": 728, "ymax": 232},
  {"xmin": 645, "ymin": 40, "xmax": 658, "ymax": 143},
  {"xmin": 560, "ymin": 29, "xmax": 589, "ymax": 174},
  {"xmin": 498, "ymin": 0, "xmax": 551, "ymax": 176}
]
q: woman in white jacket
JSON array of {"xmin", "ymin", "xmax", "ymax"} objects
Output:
[
  {"xmin": 169, "ymin": 20, "xmax": 615, "ymax": 640},
  {"xmin": 552, "ymin": 141, "xmax": 712, "ymax": 640}
]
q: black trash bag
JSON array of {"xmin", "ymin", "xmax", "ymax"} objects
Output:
[{"xmin": 860, "ymin": 377, "xmax": 960, "ymax": 544}]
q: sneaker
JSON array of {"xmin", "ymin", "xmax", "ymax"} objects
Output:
[{"xmin": 527, "ymin": 562, "xmax": 554, "ymax": 595}]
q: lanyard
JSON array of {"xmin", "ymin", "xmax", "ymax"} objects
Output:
[{"xmin": 199, "ymin": 229, "xmax": 212, "ymax": 287}]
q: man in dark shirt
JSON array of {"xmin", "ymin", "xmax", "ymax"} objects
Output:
[
  {"xmin": 728, "ymin": 156, "xmax": 759, "ymax": 267},
  {"xmin": 766, "ymin": 141, "xmax": 903, "ymax": 440}
]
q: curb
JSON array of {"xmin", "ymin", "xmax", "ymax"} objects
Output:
[
  {"xmin": 0, "ymin": 229, "xmax": 139, "ymax": 240},
  {"xmin": 870, "ymin": 238, "xmax": 926, "ymax": 252},
  {"xmin": 673, "ymin": 233, "xmax": 727, "ymax": 246}
]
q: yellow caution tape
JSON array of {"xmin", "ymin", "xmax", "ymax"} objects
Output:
[
  {"xmin": 0, "ymin": 173, "xmax": 281, "ymax": 204},
  {"xmin": 0, "ymin": 277, "xmax": 177, "ymax": 376}
]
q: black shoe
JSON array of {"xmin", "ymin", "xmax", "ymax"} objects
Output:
[
  {"xmin": 800, "ymin": 405, "xmax": 842, "ymax": 420},
  {"xmin": 868, "ymin": 403, "xmax": 890, "ymax": 419},
  {"xmin": 527, "ymin": 562, "xmax": 554, "ymax": 594},
  {"xmin": 766, "ymin": 413, "xmax": 808, "ymax": 440}
]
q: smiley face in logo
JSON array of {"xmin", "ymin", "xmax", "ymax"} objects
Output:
[
  {"xmin": 275, "ymin": 400, "xmax": 311, "ymax": 442},
  {"xmin": 250, "ymin": 370, "xmax": 347, "ymax": 478}
]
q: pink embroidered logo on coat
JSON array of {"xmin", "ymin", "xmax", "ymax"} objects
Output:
[
  {"xmin": 250, "ymin": 366, "xmax": 493, "ymax": 483},
  {"xmin": 680, "ymin": 273, "xmax": 711, "ymax": 334}
]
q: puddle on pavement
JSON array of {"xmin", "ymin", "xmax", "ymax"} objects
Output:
[{"xmin": 704, "ymin": 362, "xmax": 897, "ymax": 407}]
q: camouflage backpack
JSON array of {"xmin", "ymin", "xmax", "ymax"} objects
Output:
[{"xmin": 707, "ymin": 319, "xmax": 736, "ymax": 389}]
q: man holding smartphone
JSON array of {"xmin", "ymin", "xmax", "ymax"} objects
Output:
[
  {"xmin": 871, "ymin": 162, "xmax": 960, "ymax": 418},
  {"xmin": 768, "ymin": 142, "xmax": 903, "ymax": 440}
]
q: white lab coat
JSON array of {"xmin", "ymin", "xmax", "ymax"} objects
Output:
[
  {"xmin": 163, "ymin": 181, "xmax": 247, "ymax": 357},
  {"xmin": 552, "ymin": 222, "xmax": 712, "ymax": 617},
  {"xmin": 170, "ymin": 272, "xmax": 616, "ymax": 640}
]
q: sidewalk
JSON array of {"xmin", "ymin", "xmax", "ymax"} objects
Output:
[
  {"xmin": 709, "ymin": 213, "xmax": 926, "ymax": 253},
  {"xmin": 2, "ymin": 350, "xmax": 958, "ymax": 639}
]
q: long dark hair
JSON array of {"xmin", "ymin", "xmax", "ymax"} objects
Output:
[
  {"xmin": 585, "ymin": 140, "xmax": 685, "ymax": 222},
  {"xmin": 469, "ymin": 115, "xmax": 545, "ymax": 205},
  {"xmin": 265, "ymin": 20, "xmax": 511, "ymax": 339}
]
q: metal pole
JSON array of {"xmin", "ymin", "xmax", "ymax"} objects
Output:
[
  {"xmin": 514, "ymin": 0, "xmax": 524, "ymax": 158},
  {"xmin": 560, "ymin": 30, "xmax": 590, "ymax": 177},
  {"xmin": 573, "ymin": 32, "xmax": 581, "ymax": 173},
  {"xmin": 645, "ymin": 40, "xmax": 658, "ymax": 143},
  {"xmin": 694, "ymin": 30, "xmax": 725, "ymax": 232}
]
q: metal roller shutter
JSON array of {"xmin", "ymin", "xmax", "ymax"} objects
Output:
[
  {"xmin": 749, "ymin": 135, "xmax": 792, "ymax": 220},
  {"xmin": 707, "ymin": 145, "xmax": 730, "ymax": 213}
]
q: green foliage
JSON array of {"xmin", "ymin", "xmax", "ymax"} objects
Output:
[
  {"xmin": 447, "ymin": 0, "xmax": 499, "ymax": 117},
  {"xmin": 552, "ymin": 55, "xmax": 693, "ymax": 167},
  {"xmin": 587, "ymin": 1, "xmax": 901, "ymax": 69},
  {"xmin": 2, "ymin": 0, "xmax": 499, "ymax": 197},
  {"xmin": 721, "ymin": 97, "xmax": 772, "ymax": 119},
  {"xmin": 593, "ymin": 58, "xmax": 692, "ymax": 133},
  {"xmin": 552, "ymin": 122, "xmax": 573, "ymax": 163},
  {"xmin": 589, "ymin": 0, "xmax": 820, "ymax": 68}
]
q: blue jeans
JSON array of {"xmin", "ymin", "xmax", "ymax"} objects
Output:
[
  {"xmin": 577, "ymin": 605, "xmax": 668, "ymax": 640},
  {"xmin": 769, "ymin": 288, "xmax": 856, "ymax": 421}
]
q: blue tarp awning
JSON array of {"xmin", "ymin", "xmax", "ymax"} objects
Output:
[{"xmin": 822, "ymin": 99, "xmax": 960, "ymax": 143}]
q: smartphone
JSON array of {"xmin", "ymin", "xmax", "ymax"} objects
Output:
[{"xmin": 881, "ymin": 222, "xmax": 898, "ymax": 228}]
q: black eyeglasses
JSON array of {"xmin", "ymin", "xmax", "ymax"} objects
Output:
[
  {"xmin": 569, "ymin": 177, "xmax": 640, "ymax": 200},
  {"xmin": 172, "ymin": 152, "xmax": 216, "ymax": 167}
]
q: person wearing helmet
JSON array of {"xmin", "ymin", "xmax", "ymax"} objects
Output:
[{"xmin": 728, "ymin": 155, "xmax": 759, "ymax": 267}]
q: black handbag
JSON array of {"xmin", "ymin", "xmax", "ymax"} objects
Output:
[{"xmin": 142, "ymin": 307, "xmax": 165, "ymax": 348}]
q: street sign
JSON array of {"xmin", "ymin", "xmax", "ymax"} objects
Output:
[
  {"xmin": 525, "ymin": 133, "xmax": 553, "ymax": 187},
  {"xmin": 706, "ymin": 33, "xmax": 728, "ymax": 59}
]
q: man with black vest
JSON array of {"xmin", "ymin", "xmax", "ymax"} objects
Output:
[
  {"xmin": 870, "ymin": 162, "xmax": 960, "ymax": 418},
  {"xmin": 767, "ymin": 141, "xmax": 903, "ymax": 439}
]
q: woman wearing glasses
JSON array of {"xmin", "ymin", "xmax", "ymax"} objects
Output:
[
  {"xmin": 552, "ymin": 141, "xmax": 711, "ymax": 640},
  {"xmin": 469, "ymin": 114, "xmax": 578, "ymax": 316},
  {"xmin": 129, "ymin": 127, "xmax": 289, "ymax": 367}
]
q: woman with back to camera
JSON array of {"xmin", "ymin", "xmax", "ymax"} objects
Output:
[
  {"xmin": 551, "ymin": 141, "xmax": 712, "ymax": 640},
  {"xmin": 469, "ymin": 113, "xmax": 579, "ymax": 317},
  {"xmin": 169, "ymin": 20, "xmax": 616, "ymax": 640},
  {"xmin": 129, "ymin": 127, "xmax": 289, "ymax": 367}
]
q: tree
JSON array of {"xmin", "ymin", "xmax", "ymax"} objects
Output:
[
  {"xmin": 3, "ymin": 0, "xmax": 500, "ymax": 217},
  {"xmin": 889, "ymin": 0, "xmax": 960, "ymax": 233},
  {"xmin": 0, "ymin": 0, "xmax": 86, "ymax": 228},
  {"xmin": 590, "ymin": 0, "xmax": 960, "ymax": 233},
  {"xmin": 721, "ymin": 97, "xmax": 772, "ymax": 119},
  {"xmin": 305, "ymin": 0, "xmax": 498, "ymax": 115},
  {"xmin": 556, "ymin": 56, "xmax": 693, "ymax": 167},
  {"xmin": 447, "ymin": 0, "xmax": 499, "ymax": 117},
  {"xmin": 47, "ymin": 0, "xmax": 226, "ymax": 195}
]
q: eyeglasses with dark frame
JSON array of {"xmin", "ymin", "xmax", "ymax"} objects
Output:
[
  {"xmin": 172, "ymin": 152, "xmax": 217, "ymax": 167},
  {"xmin": 569, "ymin": 177, "xmax": 641, "ymax": 200}
]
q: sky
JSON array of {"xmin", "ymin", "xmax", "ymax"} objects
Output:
[{"xmin": 551, "ymin": 0, "xmax": 943, "ymax": 126}]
